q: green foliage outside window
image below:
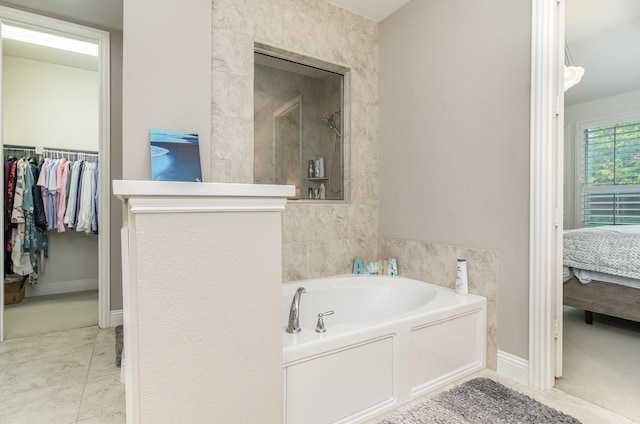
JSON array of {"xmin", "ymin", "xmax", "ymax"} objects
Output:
[
  {"xmin": 584, "ymin": 121, "xmax": 640, "ymax": 186},
  {"xmin": 583, "ymin": 120, "xmax": 640, "ymax": 225}
]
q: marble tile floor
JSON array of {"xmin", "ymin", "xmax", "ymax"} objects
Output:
[
  {"xmin": 2, "ymin": 325, "xmax": 636, "ymax": 424},
  {"xmin": 366, "ymin": 369, "xmax": 639, "ymax": 424},
  {"xmin": 0, "ymin": 326, "xmax": 125, "ymax": 424}
]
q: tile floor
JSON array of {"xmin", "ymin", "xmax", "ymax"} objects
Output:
[
  {"xmin": 1, "ymin": 325, "xmax": 637, "ymax": 424},
  {"xmin": 0, "ymin": 326, "xmax": 125, "ymax": 424}
]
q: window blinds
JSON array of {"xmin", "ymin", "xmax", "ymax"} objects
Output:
[{"xmin": 582, "ymin": 120, "xmax": 640, "ymax": 225}]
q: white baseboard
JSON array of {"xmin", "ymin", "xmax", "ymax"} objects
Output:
[
  {"xmin": 497, "ymin": 350, "xmax": 529, "ymax": 385},
  {"xmin": 25, "ymin": 278, "xmax": 98, "ymax": 298},
  {"xmin": 110, "ymin": 309, "xmax": 123, "ymax": 327}
]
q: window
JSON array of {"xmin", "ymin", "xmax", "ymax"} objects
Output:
[{"xmin": 581, "ymin": 119, "xmax": 640, "ymax": 225}]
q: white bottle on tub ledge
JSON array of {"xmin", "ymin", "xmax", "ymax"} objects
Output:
[{"xmin": 455, "ymin": 259, "xmax": 468, "ymax": 295}]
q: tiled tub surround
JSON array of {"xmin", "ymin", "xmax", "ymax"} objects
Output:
[
  {"xmin": 212, "ymin": 0, "xmax": 380, "ymax": 280},
  {"xmin": 379, "ymin": 237, "xmax": 499, "ymax": 370}
]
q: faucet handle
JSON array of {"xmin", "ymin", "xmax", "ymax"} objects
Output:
[{"xmin": 315, "ymin": 311, "xmax": 334, "ymax": 333}]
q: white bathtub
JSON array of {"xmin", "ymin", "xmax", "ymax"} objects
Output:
[{"xmin": 282, "ymin": 274, "xmax": 486, "ymax": 424}]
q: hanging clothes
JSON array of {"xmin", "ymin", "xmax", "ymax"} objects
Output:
[
  {"xmin": 4, "ymin": 158, "xmax": 17, "ymax": 273},
  {"xmin": 45, "ymin": 158, "xmax": 59, "ymax": 231},
  {"xmin": 24, "ymin": 160, "xmax": 47, "ymax": 267},
  {"xmin": 55, "ymin": 158, "xmax": 68, "ymax": 233},
  {"xmin": 37, "ymin": 157, "xmax": 50, "ymax": 226},
  {"xmin": 33, "ymin": 159, "xmax": 47, "ymax": 230},
  {"xmin": 3, "ymin": 146, "xmax": 97, "ymax": 284},
  {"xmin": 64, "ymin": 160, "xmax": 82, "ymax": 227},
  {"xmin": 90, "ymin": 163, "xmax": 99, "ymax": 234},
  {"xmin": 75, "ymin": 162, "xmax": 95, "ymax": 233}
]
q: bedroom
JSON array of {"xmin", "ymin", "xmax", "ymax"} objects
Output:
[{"xmin": 559, "ymin": 0, "xmax": 640, "ymax": 419}]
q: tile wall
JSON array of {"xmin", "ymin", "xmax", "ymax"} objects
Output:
[
  {"xmin": 211, "ymin": 0, "xmax": 380, "ymax": 281},
  {"xmin": 379, "ymin": 238, "xmax": 499, "ymax": 370}
]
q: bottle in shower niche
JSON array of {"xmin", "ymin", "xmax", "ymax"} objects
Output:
[
  {"xmin": 318, "ymin": 157, "xmax": 325, "ymax": 178},
  {"xmin": 455, "ymin": 259, "xmax": 468, "ymax": 295},
  {"xmin": 308, "ymin": 160, "xmax": 315, "ymax": 178}
]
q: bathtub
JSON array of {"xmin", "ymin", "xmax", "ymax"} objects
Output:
[{"xmin": 282, "ymin": 274, "xmax": 486, "ymax": 424}]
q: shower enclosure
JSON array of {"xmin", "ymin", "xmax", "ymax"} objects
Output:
[{"xmin": 254, "ymin": 52, "xmax": 344, "ymax": 200}]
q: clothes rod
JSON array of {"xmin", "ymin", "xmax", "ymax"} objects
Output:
[{"xmin": 4, "ymin": 145, "xmax": 98, "ymax": 155}]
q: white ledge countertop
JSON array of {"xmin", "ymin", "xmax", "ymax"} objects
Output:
[{"xmin": 113, "ymin": 180, "xmax": 295, "ymax": 200}]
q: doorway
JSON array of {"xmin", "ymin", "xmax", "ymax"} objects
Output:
[
  {"xmin": 0, "ymin": 6, "xmax": 110, "ymax": 341},
  {"xmin": 531, "ymin": 1, "xmax": 640, "ymax": 420},
  {"xmin": 555, "ymin": 1, "xmax": 640, "ymax": 420}
]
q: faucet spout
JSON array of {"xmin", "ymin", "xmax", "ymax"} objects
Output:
[{"xmin": 286, "ymin": 287, "xmax": 306, "ymax": 333}]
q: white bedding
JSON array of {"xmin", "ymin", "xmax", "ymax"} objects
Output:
[{"xmin": 563, "ymin": 225, "xmax": 640, "ymax": 287}]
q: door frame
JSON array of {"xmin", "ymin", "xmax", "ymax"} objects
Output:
[
  {"xmin": 529, "ymin": 0, "xmax": 564, "ymax": 389},
  {"xmin": 0, "ymin": 6, "xmax": 111, "ymax": 341}
]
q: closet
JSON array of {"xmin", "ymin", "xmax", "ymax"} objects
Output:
[{"xmin": 0, "ymin": 7, "xmax": 110, "ymax": 340}]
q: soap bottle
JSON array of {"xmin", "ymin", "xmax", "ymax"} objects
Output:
[
  {"xmin": 455, "ymin": 259, "xmax": 468, "ymax": 295},
  {"xmin": 308, "ymin": 160, "xmax": 315, "ymax": 178},
  {"xmin": 319, "ymin": 183, "xmax": 326, "ymax": 200}
]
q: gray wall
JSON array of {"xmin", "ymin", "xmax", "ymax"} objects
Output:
[
  {"xmin": 379, "ymin": 0, "xmax": 532, "ymax": 359},
  {"xmin": 109, "ymin": 29, "xmax": 123, "ymax": 310},
  {"xmin": 122, "ymin": 0, "xmax": 211, "ymax": 182}
]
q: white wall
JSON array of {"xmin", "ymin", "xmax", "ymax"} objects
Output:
[
  {"xmin": 379, "ymin": 0, "xmax": 532, "ymax": 359},
  {"xmin": 123, "ymin": 206, "xmax": 284, "ymax": 423},
  {"xmin": 3, "ymin": 53, "xmax": 100, "ymax": 297},
  {"xmin": 122, "ymin": 0, "xmax": 211, "ymax": 181},
  {"xmin": 3, "ymin": 55, "xmax": 98, "ymax": 150},
  {"xmin": 25, "ymin": 232, "xmax": 99, "ymax": 297},
  {"xmin": 564, "ymin": 89, "xmax": 640, "ymax": 229}
]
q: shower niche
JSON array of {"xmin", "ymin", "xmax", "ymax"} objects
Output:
[{"xmin": 254, "ymin": 51, "xmax": 344, "ymax": 200}]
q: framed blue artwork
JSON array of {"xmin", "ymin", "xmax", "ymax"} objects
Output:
[{"xmin": 150, "ymin": 128, "xmax": 202, "ymax": 182}]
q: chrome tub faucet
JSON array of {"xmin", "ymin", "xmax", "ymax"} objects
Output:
[{"xmin": 286, "ymin": 287, "xmax": 306, "ymax": 333}]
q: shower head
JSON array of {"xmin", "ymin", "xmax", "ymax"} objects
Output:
[
  {"xmin": 320, "ymin": 116, "xmax": 334, "ymax": 127},
  {"xmin": 320, "ymin": 111, "xmax": 342, "ymax": 136}
]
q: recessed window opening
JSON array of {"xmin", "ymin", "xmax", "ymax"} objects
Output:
[{"xmin": 253, "ymin": 50, "xmax": 346, "ymax": 201}]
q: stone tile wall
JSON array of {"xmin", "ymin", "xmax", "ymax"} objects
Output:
[
  {"xmin": 379, "ymin": 237, "xmax": 499, "ymax": 370},
  {"xmin": 211, "ymin": 0, "xmax": 380, "ymax": 281}
]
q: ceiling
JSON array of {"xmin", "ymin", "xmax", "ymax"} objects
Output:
[
  {"xmin": 565, "ymin": 0, "xmax": 640, "ymax": 105},
  {"xmin": 3, "ymin": 38, "xmax": 98, "ymax": 71},
  {"xmin": 0, "ymin": 0, "xmax": 122, "ymax": 31},
  {"xmin": 327, "ymin": 0, "xmax": 410, "ymax": 22},
  {"xmin": 0, "ymin": 0, "xmax": 634, "ymax": 106},
  {"xmin": 328, "ymin": 0, "xmax": 640, "ymax": 106},
  {"xmin": 0, "ymin": 0, "xmax": 121, "ymax": 71}
]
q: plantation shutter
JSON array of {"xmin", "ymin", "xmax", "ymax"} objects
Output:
[{"xmin": 582, "ymin": 120, "xmax": 640, "ymax": 225}]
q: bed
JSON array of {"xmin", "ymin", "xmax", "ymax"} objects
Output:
[{"xmin": 563, "ymin": 225, "xmax": 640, "ymax": 324}]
